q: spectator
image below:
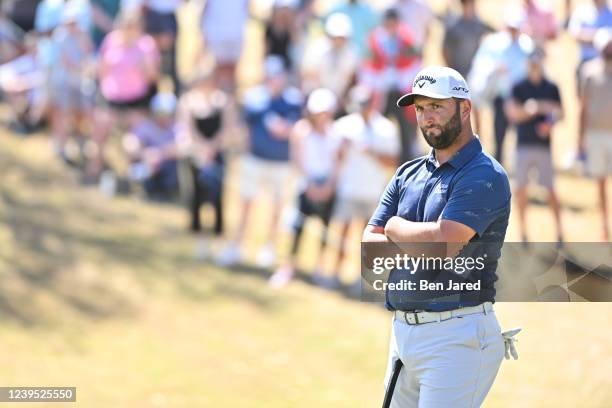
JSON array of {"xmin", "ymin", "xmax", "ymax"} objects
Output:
[
  {"xmin": 124, "ymin": 92, "xmax": 179, "ymax": 200},
  {"xmin": 394, "ymin": 0, "xmax": 435, "ymax": 50},
  {"xmin": 578, "ymin": 28, "xmax": 612, "ymax": 241},
  {"xmin": 200, "ymin": 0, "xmax": 250, "ymax": 93},
  {"xmin": 326, "ymin": 0, "xmax": 378, "ymax": 60},
  {"xmin": 0, "ymin": 9, "xmax": 24, "ymax": 65},
  {"xmin": 360, "ymin": 7, "xmax": 421, "ymax": 164},
  {"xmin": 269, "ymin": 88, "xmax": 341, "ymax": 288},
  {"xmin": 264, "ymin": 0, "xmax": 297, "ymax": 73},
  {"xmin": 301, "ymin": 12, "xmax": 358, "ymax": 113},
  {"xmin": 34, "ymin": 0, "xmax": 65, "ymax": 35},
  {"xmin": 4, "ymin": 0, "xmax": 42, "ymax": 33},
  {"xmin": 0, "ymin": 33, "xmax": 46, "ymax": 133},
  {"xmin": 505, "ymin": 49, "xmax": 564, "ymax": 245},
  {"xmin": 216, "ymin": 56, "xmax": 302, "ymax": 268},
  {"xmin": 330, "ymin": 85, "xmax": 399, "ymax": 290},
  {"xmin": 569, "ymin": 0, "xmax": 612, "ymax": 83},
  {"xmin": 88, "ymin": 9, "xmax": 160, "ymax": 181},
  {"xmin": 522, "ymin": 0, "xmax": 558, "ymax": 45},
  {"xmin": 90, "ymin": 0, "xmax": 121, "ymax": 49},
  {"xmin": 468, "ymin": 9, "xmax": 534, "ymax": 163},
  {"xmin": 176, "ymin": 69, "xmax": 228, "ymax": 260},
  {"xmin": 142, "ymin": 0, "xmax": 182, "ymax": 94},
  {"xmin": 442, "ymin": 0, "xmax": 493, "ymax": 133},
  {"xmin": 49, "ymin": 5, "xmax": 95, "ymax": 164}
]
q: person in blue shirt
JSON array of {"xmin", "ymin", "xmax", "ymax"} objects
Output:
[
  {"xmin": 216, "ymin": 56, "xmax": 303, "ymax": 268},
  {"xmin": 569, "ymin": 0, "xmax": 612, "ymax": 70},
  {"xmin": 363, "ymin": 66, "xmax": 512, "ymax": 408}
]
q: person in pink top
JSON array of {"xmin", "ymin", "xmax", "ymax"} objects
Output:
[
  {"xmin": 87, "ymin": 9, "xmax": 160, "ymax": 181},
  {"xmin": 522, "ymin": 0, "xmax": 558, "ymax": 45}
]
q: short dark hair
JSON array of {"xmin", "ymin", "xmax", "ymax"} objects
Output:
[{"xmin": 384, "ymin": 7, "xmax": 400, "ymax": 21}]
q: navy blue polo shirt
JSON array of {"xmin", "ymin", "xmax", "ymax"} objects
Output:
[
  {"xmin": 511, "ymin": 77, "xmax": 561, "ymax": 147},
  {"xmin": 368, "ymin": 137, "xmax": 511, "ymax": 312}
]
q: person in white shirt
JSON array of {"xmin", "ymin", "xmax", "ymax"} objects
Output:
[
  {"xmin": 269, "ymin": 88, "xmax": 342, "ymax": 288},
  {"xmin": 331, "ymin": 85, "xmax": 399, "ymax": 290},
  {"xmin": 394, "ymin": 0, "xmax": 434, "ymax": 49},
  {"xmin": 301, "ymin": 12, "xmax": 359, "ymax": 113}
]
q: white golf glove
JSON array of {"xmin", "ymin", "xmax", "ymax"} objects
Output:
[{"xmin": 501, "ymin": 328, "xmax": 522, "ymax": 360}]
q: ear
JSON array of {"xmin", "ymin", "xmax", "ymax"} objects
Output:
[{"xmin": 460, "ymin": 99, "xmax": 472, "ymax": 121}]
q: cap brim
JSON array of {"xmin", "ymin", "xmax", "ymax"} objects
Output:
[{"xmin": 396, "ymin": 90, "xmax": 454, "ymax": 107}]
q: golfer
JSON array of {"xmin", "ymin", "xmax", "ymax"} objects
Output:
[{"xmin": 363, "ymin": 66, "xmax": 512, "ymax": 408}]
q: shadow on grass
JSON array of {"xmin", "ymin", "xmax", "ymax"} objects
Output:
[{"xmin": 0, "ymin": 145, "xmax": 283, "ymax": 328}]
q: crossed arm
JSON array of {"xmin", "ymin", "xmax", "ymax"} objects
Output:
[{"xmin": 362, "ymin": 218, "xmax": 477, "ymax": 259}]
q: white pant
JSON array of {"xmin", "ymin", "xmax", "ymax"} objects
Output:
[
  {"xmin": 585, "ymin": 130, "xmax": 612, "ymax": 178},
  {"xmin": 383, "ymin": 310, "xmax": 505, "ymax": 408}
]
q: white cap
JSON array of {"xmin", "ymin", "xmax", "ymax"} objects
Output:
[
  {"xmin": 274, "ymin": 0, "xmax": 299, "ymax": 8},
  {"xmin": 397, "ymin": 66, "xmax": 471, "ymax": 107},
  {"xmin": 150, "ymin": 93, "xmax": 177, "ymax": 115},
  {"xmin": 504, "ymin": 6, "xmax": 525, "ymax": 29},
  {"xmin": 325, "ymin": 13, "xmax": 353, "ymax": 38},
  {"xmin": 62, "ymin": 3, "xmax": 82, "ymax": 24},
  {"xmin": 594, "ymin": 28, "xmax": 612, "ymax": 52},
  {"xmin": 307, "ymin": 88, "xmax": 337, "ymax": 114}
]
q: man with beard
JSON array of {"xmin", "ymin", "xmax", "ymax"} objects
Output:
[{"xmin": 362, "ymin": 66, "xmax": 515, "ymax": 407}]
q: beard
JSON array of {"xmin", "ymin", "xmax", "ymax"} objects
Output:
[{"xmin": 420, "ymin": 104, "xmax": 462, "ymax": 150}]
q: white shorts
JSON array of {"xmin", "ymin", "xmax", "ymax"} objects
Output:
[
  {"xmin": 205, "ymin": 34, "xmax": 244, "ymax": 64},
  {"xmin": 239, "ymin": 154, "xmax": 292, "ymax": 201},
  {"xmin": 333, "ymin": 196, "xmax": 378, "ymax": 223},
  {"xmin": 585, "ymin": 130, "xmax": 612, "ymax": 178},
  {"xmin": 383, "ymin": 310, "xmax": 504, "ymax": 408}
]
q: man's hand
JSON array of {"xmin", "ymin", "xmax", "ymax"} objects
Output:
[
  {"xmin": 265, "ymin": 115, "xmax": 292, "ymax": 140},
  {"xmin": 536, "ymin": 121, "xmax": 553, "ymax": 139}
]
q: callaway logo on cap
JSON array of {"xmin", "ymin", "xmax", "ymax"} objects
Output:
[{"xmin": 397, "ymin": 66, "xmax": 471, "ymax": 107}]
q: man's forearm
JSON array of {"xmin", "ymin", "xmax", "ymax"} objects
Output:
[
  {"xmin": 384, "ymin": 216, "xmax": 439, "ymax": 243},
  {"xmin": 362, "ymin": 228, "xmax": 390, "ymax": 243},
  {"xmin": 385, "ymin": 217, "xmax": 450, "ymax": 258}
]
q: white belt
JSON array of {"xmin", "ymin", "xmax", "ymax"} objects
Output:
[{"xmin": 394, "ymin": 302, "xmax": 494, "ymax": 325}]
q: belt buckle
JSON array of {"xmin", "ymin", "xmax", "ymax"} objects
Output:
[{"xmin": 404, "ymin": 311, "xmax": 421, "ymax": 325}]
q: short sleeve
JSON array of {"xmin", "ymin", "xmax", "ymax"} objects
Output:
[
  {"xmin": 511, "ymin": 82, "xmax": 525, "ymax": 102},
  {"xmin": 441, "ymin": 169, "xmax": 510, "ymax": 237},
  {"xmin": 139, "ymin": 35, "xmax": 160, "ymax": 65},
  {"xmin": 368, "ymin": 172, "xmax": 400, "ymax": 227},
  {"xmin": 568, "ymin": 6, "xmax": 587, "ymax": 37},
  {"xmin": 551, "ymin": 83, "xmax": 561, "ymax": 104},
  {"xmin": 375, "ymin": 120, "xmax": 400, "ymax": 156}
]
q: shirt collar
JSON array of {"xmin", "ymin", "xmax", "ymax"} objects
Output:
[{"xmin": 427, "ymin": 137, "xmax": 483, "ymax": 170}]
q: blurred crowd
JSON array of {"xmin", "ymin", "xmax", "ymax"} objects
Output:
[{"xmin": 1, "ymin": 0, "xmax": 611, "ymax": 291}]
